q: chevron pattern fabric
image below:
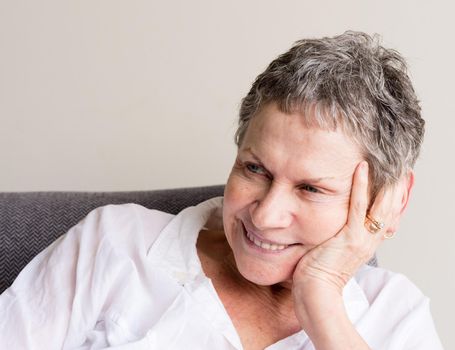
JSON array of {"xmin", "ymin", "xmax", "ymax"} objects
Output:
[
  {"xmin": 0, "ymin": 185, "xmax": 377, "ymax": 294},
  {"xmin": 0, "ymin": 185, "xmax": 225, "ymax": 293}
]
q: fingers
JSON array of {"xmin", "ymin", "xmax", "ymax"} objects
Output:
[
  {"xmin": 368, "ymin": 189, "xmax": 392, "ymax": 226},
  {"xmin": 368, "ymin": 184, "xmax": 403, "ymax": 240},
  {"xmin": 341, "ymin": 160, "xmax": 402, "ymax": 267},
  {"xmin": 346, "ymin": 161, "xmax": 369, "ymax": 231},
  {"xmin": 346, "ymin": 161, "xmax": 400, "ymax": 242}
]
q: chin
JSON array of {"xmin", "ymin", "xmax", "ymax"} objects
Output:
[
  {"xmin": 223, "ymin": 219, "xmax": 301, "ymax": 287},
  {"xmin": 233, "ymin": 255, "xmax": 296, "ymax": 287}
]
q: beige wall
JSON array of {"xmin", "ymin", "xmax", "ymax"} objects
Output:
[{"xmin": 1, "ymin": 0, "xmax": 453, "ymax": 347}]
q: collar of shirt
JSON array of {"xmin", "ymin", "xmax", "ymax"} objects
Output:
[{"xmin": 147, "ymin": 197, "xmax": 370, "ymax": 350}]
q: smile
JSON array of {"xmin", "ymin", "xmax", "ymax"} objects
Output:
[{"xmin": 244, "ymin": 228, "xmax": 289, "ymax": 251}]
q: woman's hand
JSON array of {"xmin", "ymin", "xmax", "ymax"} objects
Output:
[
  {"xmin": 291, "ymin": 161, "xmax": 404, "ymax": 349},
  {"xmin": 292, "ymin": 161, "xmax": 403, "ymax": 294}
]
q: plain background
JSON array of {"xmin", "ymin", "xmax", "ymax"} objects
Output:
[{"xmin": 1, "ymin": 0, "xmax": 453, "ymax": 348}]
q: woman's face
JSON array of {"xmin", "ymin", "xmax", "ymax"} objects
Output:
[{"xmin": 223, "ymin": 103, "xmax": 363, "ymax": 286}]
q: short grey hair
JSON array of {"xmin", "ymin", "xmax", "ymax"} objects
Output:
[{"xmin": 235, "ymin": 31, "xmax": 424, "ymax": 198}]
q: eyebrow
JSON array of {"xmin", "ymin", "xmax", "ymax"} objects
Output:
[{"xmin": 242, "ymin": 148, "xmax": 336, "ymax": 184}]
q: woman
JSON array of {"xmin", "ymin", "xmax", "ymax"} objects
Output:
[{"xmin": 0, "ymin": 32, "xmax": 443, "ymax": 349}]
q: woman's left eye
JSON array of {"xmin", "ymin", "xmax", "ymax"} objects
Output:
[{"xmin": 299, "ymin": 184, "xmax": 319, "ymax": 193}]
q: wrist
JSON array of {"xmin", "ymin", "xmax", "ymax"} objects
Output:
[
  {"xmin": 293, "ymin": 284, "xmax": 370, "ymax": 349},
  {"xmin": 293, "ymin": 284, "xmax": 345, "ymax": 330}
]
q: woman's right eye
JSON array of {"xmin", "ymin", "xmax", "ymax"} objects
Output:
[{"xmin": 246, "ymin": 163, "xmax": 267, "ymax": 176}]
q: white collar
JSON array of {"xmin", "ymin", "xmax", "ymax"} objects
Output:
[
  {"xmin": 147, "ymin": 197, "xmax": 370, "ymax": 348},
  {"xmin": 147, "ymin": 196, "xmax": 223, "ymax": 283}
]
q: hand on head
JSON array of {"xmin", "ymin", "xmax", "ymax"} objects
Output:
[{"xmin": 291, "ymin": 161, "xmax": 413, "ymax": 296}]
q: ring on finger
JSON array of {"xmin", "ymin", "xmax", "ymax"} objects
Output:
[{"xmin": 365, "ymin": 214, "xmax": 385, "ymax": 234}]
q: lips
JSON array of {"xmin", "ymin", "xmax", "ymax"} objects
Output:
[
  {"xmin": 245, "ymin": 230, "xmax": 289, "ymax": 251},
  {"xmin": 241, "ymin": 222, "xmax": 296, "ymax": 252}
]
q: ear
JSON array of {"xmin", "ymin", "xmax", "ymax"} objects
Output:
[{"xmin": 386, "ymin": 170, "xmax": 415, "ymax": 234}]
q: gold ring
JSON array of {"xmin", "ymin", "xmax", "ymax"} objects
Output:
[{"xmin": 365, "ymin": 214, "xmax": 385, "ymax": 234}]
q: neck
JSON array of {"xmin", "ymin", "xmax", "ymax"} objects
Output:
[{"xmin": 197, "ymin": 229, "xmax": 301, "ymax": 334}]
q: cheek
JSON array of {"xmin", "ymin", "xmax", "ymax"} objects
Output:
[
  {"xmin": 223, "ymin": 171, "xmax": 264, "ymax": 211},
  {"xmin": 223, "ymin": 177, "xmax": 241, "ymax": 224},
  {"xmin": 223, "ymin": 175, "xmax": 243, "ymax": 207},
  {"xmin": 223, "ymin": 172, "xmax": 266, "ymax": 245},
  {"xmin": 298, "ymin": 202, "xmax": 350, "ymax": 244},
  {"xmin": 222, "ymin": 174, "xmax": 246, "ymax": 240}
]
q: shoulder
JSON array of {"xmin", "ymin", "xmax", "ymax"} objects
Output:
[
  {"xmin": 71, "ymin": 203, "xmax": 175, "ymax": 253},
  {"xmin": 355, "ymin": 264, "xmax": 426, "ymax": 309},
  {"xmin": 70, "ymin": 197, "xmax": 223, "ymax": 255},
  {"xmin": 82, "ymin": 203, "xmax": 175, "ymax": 235}
]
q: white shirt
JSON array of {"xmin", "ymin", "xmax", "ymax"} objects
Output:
[{"xmin": 0, "ymin": 197, "xmax": 443, "ymax": 349}]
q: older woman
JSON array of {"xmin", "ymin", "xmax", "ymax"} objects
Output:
[{"xmin": 0, "ymin": 32, "xmax": 443, "ymax": 349}]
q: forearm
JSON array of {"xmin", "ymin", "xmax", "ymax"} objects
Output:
[{"xmin": 294, "ymin": 285, "xmax": 370, "ymax": 350}]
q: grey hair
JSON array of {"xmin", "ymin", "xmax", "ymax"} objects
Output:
[{"xmin": 235, "ymin": 31, "xmax": 424, "ymax": 198}]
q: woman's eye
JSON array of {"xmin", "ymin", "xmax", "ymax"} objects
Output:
[
  {"xmin": 300, "ymin": 184, "xmax": 319, "ymax": 193},
  {"xmin": 246, "ymin": 163, "xmax": 267, "ymax": 175}
]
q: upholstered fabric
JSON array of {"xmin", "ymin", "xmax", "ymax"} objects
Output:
[
  {"xmin": 0, "ymin": 186, "xmax": 224, "ymax": 293},
  {"xmin": 0, "ymin": 185, "xmax": 377, "ymax": 294}
]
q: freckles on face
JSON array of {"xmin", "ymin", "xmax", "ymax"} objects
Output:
[{"xmin": 222, "ymin": 103, "xmax": 362, "ymax": 285}]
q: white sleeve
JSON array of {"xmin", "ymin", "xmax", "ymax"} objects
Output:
[{"xmin": 0, "ymin": 204, "xmax": 168, "ymax": 350}]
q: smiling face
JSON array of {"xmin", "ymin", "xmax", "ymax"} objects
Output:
[{"xmin": 223, "ymin": 103, "xmax": 364, "ymax": 286}]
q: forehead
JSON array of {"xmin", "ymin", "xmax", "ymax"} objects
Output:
[
  {"xmin": 241, "ymin": 103, "xmax": 362, "ymax": 177},
  {"xmin": 244, "ymin": 103, "xmax": 359, "ymax": 152}
]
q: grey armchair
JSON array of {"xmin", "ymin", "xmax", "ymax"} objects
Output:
[{"xmin": 0, "ymin": 185, "xmax": 377, "ymax": 294}]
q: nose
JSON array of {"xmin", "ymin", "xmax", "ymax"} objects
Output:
[{"xmin": 249, "ymin": 183, "xmax": 294, "ymax": 230}]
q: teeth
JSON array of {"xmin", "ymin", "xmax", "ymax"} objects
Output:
[
  {"xmin": 246, "ymin": 231, "xmax": 287, "ymax": 251},
  {"xmin": 261, "ymin": 242, "xmax": 271, "ymax": 250}
]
